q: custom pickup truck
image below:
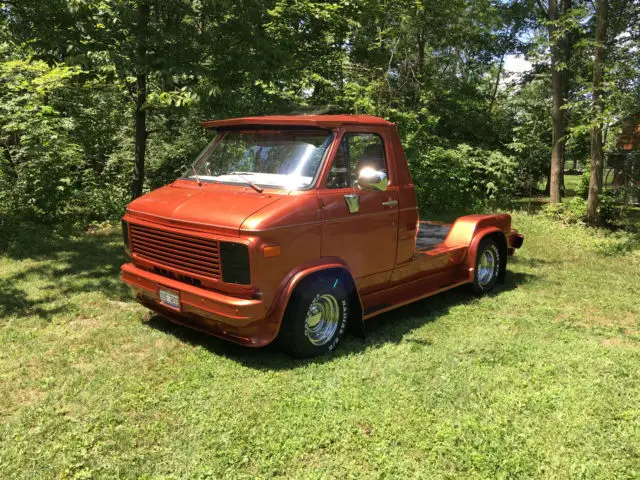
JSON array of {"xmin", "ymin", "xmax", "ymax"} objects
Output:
[{"xmin": 121, "ymin": 115, "xmax": 523, "ymax": 357}]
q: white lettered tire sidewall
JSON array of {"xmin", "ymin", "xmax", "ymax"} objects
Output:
[
  {"xmin": 278, "ymin": 274, "xmax": 349, "ymax": 357},
  {"xmin": 472, "ymin": 238, "xmax": 501, "ymax": 293}
]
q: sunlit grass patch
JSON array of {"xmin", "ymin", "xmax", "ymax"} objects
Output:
[{"xmin": 1, "ymin": 214, "xmax": 639, "ymax": 479}]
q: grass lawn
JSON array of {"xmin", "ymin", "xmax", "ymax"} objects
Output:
[
  {"xmin": 1, "ymin": 213, "xmax": 639, "ymax": 479},
  {"xmin": 564, "ymin": 174, "xmax": 583, "ymax": 197}
]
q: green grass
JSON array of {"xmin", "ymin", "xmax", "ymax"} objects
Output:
[
  {"xmin": 1, "ymin": 214, "xmax": 639, "ymax": 479},
  {"xmin": 564, "ymin": 174, "xmax": 583, "ymax": 197}
]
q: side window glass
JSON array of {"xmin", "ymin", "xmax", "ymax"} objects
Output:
[
  {"xmin": 348, "ymin": 133, "xmax": 387, "ymax": 178},
  {"xmin": 326, "ymin": 138, "xmax": 350, "ymax": 189},
  {"xmin": 326, "ymin": 133, "xmax": 387, "ymax": 189}
]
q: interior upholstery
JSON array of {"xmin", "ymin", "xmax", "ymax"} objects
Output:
[{"xmin": 356, "ymin": 143, "xmax": 386, "ymax": 173}]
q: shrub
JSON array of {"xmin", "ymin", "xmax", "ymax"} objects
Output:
[
  {"xmin": 576, "ymin": 170, "xmax": 590, "ymax": 200},
  {"xmin": 542, "ymin": 187, "xmax": 639, "ymax": 227},
  {"xmin": 0, "ymin": 58, "xmax": 85, "ymax": 223},
  {"xmin": 409, "ymin": 144, "xmax": 518, "ymax": 214},
  {"xmin": 597, "ymin": 189, "xmax": 622, "ymax": 225},
  {"xmin": 543, "ymin": 197, "xmax": 587, "ymax": 224}
]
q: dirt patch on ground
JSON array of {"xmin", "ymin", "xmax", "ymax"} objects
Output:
[
  {"xmin": 107, "ymin": 299, "xmax": 135, "ymax": 309},
  {"xmin": 600, "ymin": 337, "xmax": 639, "ymax": 349},
  {"xmin": 0, "ymin": 386, "xmax": 45, "ymax": 415},
  {"xmin": 68, "ymin": 316, "xmax": 104, "ymax": 329},
  {"xmin": 556, "ymin": 309, "xmax": 639, "ymax": 330}
]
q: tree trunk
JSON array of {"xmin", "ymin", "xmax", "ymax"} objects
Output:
[
  {"xmin": 559, "ymin": 0, "xmax": 572, "ymax": 197},
  {"xmin": 548, "ymin": 0, "xmax": 571, "ymax": 204},
  {"xmin": 488, "ymin": 54, "xmax": 505, "ymax": 113},
  {"xmin": 131, "ymin": 73, "xmax": 147, "ymax": 199},
  {"xmin": 130, "ymin": 1, "xmax": 150, "ymax": 200},
  {"xmin": 586, "ymin": 0, "xmax": 609, "ymax": 225},
  {"xmin": 544, "ymin": 169, "xmax": 551, "ymax": 194},
  {"xmin": 417, "ymin": 32, "xmax": 425, "ymax": 73}
]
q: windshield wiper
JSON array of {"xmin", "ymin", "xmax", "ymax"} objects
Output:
[
  {"xmin": 230, "ymin": 172, "xmax": 263, "ymax": 193},
  {"xmin": 191, "ymin": 165, "xmax": 202, "ymax": 187}
]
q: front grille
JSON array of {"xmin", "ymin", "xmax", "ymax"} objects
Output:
[
  {"xmin": 129, "ymin": 224, "xmax": 221, "ymax": 280},
  {"xmin": 152, "ymin": 267, "xmax": 202, "ymax": 287}
]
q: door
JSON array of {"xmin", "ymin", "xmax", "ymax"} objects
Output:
[{"xmin": 320, "ymin": 131, "xmax": 399, "ymax": 290}]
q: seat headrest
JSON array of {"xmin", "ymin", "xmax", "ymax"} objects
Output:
[{"xmin": 357, "ymin": 143, "xmax": 385, "ymax": 172}]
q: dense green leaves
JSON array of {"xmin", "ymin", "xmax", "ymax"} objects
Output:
[
  {"xmin": 1, "ymin": 0, "xmax": 639, "ymax": 226},
  {"xmin": 411, "ymin": 144, "xmax": 519, "ymax": 214},
  {"xmin": 0, "ymin": 53, "xmax": 83, "ymax": 222}
]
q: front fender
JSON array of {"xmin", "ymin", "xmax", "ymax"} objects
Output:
[{"xmin": 265, "ymin": 257, "xmax": 365, "ymax": 340}]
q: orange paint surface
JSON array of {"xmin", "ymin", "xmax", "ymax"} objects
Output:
[{"xmin": 121, "ymin": 115, "xmax": 523, "ymax": 347}]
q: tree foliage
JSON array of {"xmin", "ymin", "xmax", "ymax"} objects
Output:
[{"xmin": 1, "ymin": 0, "xmax": 639, "ymax": 227}]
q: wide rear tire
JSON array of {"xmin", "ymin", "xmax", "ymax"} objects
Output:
[
  {"xmin": 278, "ymin": 275, "xmax": 349, "ymax": 358},
  {"xmin": 471, "ymin": 237, "xmax": 501, "ymax": 293}
]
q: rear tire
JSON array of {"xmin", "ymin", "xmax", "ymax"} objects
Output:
[
  {"xmin": 471, "ymin": 237, "xmax": 501, "ymax": 293},
  {"xmin": 278, "ymin": 274, "xmax": 349, "ymax": 358}
]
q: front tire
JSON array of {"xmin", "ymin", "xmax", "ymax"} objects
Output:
[
  {"xmin": 278, "ymin": 275, "xmax": 349, "ymax": 358},
  {"xmin": 471, "ymin": 237, "xmax": 501, "ymax": 293}
]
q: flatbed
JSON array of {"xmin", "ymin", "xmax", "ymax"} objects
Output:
[{"xmin": 416, "ymin": 222, "xmax": 451, "ymax": 251}]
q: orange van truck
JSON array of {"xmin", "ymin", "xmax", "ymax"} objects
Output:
[{"xmin": 121, "ymin": 115, "xmax": 523, "ymax": 357}]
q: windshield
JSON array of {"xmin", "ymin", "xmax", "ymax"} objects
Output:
[{"xmin": 184, "ymin": 129, "xmax": 334, "ymax": 190}]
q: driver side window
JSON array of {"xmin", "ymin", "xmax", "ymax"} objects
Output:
[{"xmin": 326, "ymin": 133, "xmax": 387, "ymax": 189}]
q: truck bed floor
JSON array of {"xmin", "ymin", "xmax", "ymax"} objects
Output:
[{"xmin": 416, "ymin": 222, "xmax": 451, "ymax": 251}]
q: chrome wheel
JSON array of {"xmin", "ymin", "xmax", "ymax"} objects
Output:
[
  {"xmin": 477, "ymin": 249, "xmax": 496, "ymax": 286},
  {"xmin": 304, "ymin": 293, "xmax": 340, "ymax": 346}
]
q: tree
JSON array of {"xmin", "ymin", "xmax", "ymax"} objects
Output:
[
  {"xmin": 2, "ymin": 0, "xmax": 639, "ymax": 227},
  {"xmin": 4, "ymin": 0, "xmax": 204, "ymax": 199},
  {"xmin": 586, "ymin": 0, "xmax": 609, "ymax": 224},
  {"xmin": 0, "ymin": 49, "xmax": 83, "ymax": 221},
  {"xmin": 547, "ymin": 0, "xmax": 573, "ymax": 204}
]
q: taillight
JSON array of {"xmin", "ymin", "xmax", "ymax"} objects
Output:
[{"xmin": 220, "ymin": 242, "xmax": 250, "ymax": 285}]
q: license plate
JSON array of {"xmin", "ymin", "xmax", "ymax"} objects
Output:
[{"xmin": 158, "ymin": 288, "xmax": 180, "ymax": 310}]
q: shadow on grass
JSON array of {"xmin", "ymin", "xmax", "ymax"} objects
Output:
[
  {"xmin": 146, "ymin": 270, "xmax": 536, "ymax": 371},
  {"xmin": 0, "ymin": 222, "xmax": 129, "ymax": 321},
  {"xmin": 0, "ymin": 219, "xmax": 539, "ymax": 368},
  {"xmin": 508, "ymin": 256, "xmax": 554, "ymax": 268}
]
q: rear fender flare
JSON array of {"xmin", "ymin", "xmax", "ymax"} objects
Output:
[
  {"xmin": 464, "ymin": 227, "xmax": 508, "ymax": 282},
  {"xmin": 267, "ymin": 259, "xmax": 365, "ymax": 339}
]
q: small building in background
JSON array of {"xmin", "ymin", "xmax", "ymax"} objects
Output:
[{"xmin": 609, "ymin": 114, "xmax": 640, "ymax": 189}]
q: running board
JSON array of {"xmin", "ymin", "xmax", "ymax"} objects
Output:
[{"xmin": 362, "ymin": 269, "xmax": 469, "ymax": 320}]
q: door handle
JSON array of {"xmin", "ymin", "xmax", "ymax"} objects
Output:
[{"xmin": 382, "ymin": 200, "xmax": 398, "ymax": 207}]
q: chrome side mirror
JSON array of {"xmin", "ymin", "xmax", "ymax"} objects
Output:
[{"xmin": 357, "ymin": 168, "xmax": 389, "ymax": 192}]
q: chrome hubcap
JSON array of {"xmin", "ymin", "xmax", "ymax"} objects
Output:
[
  {"xmin": 477, "ymin": 249, "xmax": 496, "ymax": 286},
  {"xmin": 305, "ymin": 294, "xmax": 340, "ymax": 346}
]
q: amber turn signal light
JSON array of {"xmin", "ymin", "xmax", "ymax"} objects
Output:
[{"xmin": 263, "ymin": 245, "xmax": 281, "ymax": 258}]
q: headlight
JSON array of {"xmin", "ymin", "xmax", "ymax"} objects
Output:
[{"xmin": 220, "ymin": 242, "xmax": 250, "ymax": 285}]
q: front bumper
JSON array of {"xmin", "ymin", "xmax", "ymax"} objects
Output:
[{"xmin": 121, "ymin": 263, "xmax": 277, "ymax": 346}]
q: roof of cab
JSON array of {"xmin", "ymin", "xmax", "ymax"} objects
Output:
[{"xmin": 201, "ymin": 114, "xmax": 395, "ymax": 130}]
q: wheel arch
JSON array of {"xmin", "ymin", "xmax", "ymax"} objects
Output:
[
  {"xmin": 267, "ymin": 260, "xmax": 365, "ymax": 339},
  {"xmin": 465, "ymin": 227, "xmax": 508, "ymax": 283}
]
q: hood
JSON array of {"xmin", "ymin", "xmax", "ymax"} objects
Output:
[{"xmin": 126, "ymin": 182, "xmax": 282, "ymax": 236}]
